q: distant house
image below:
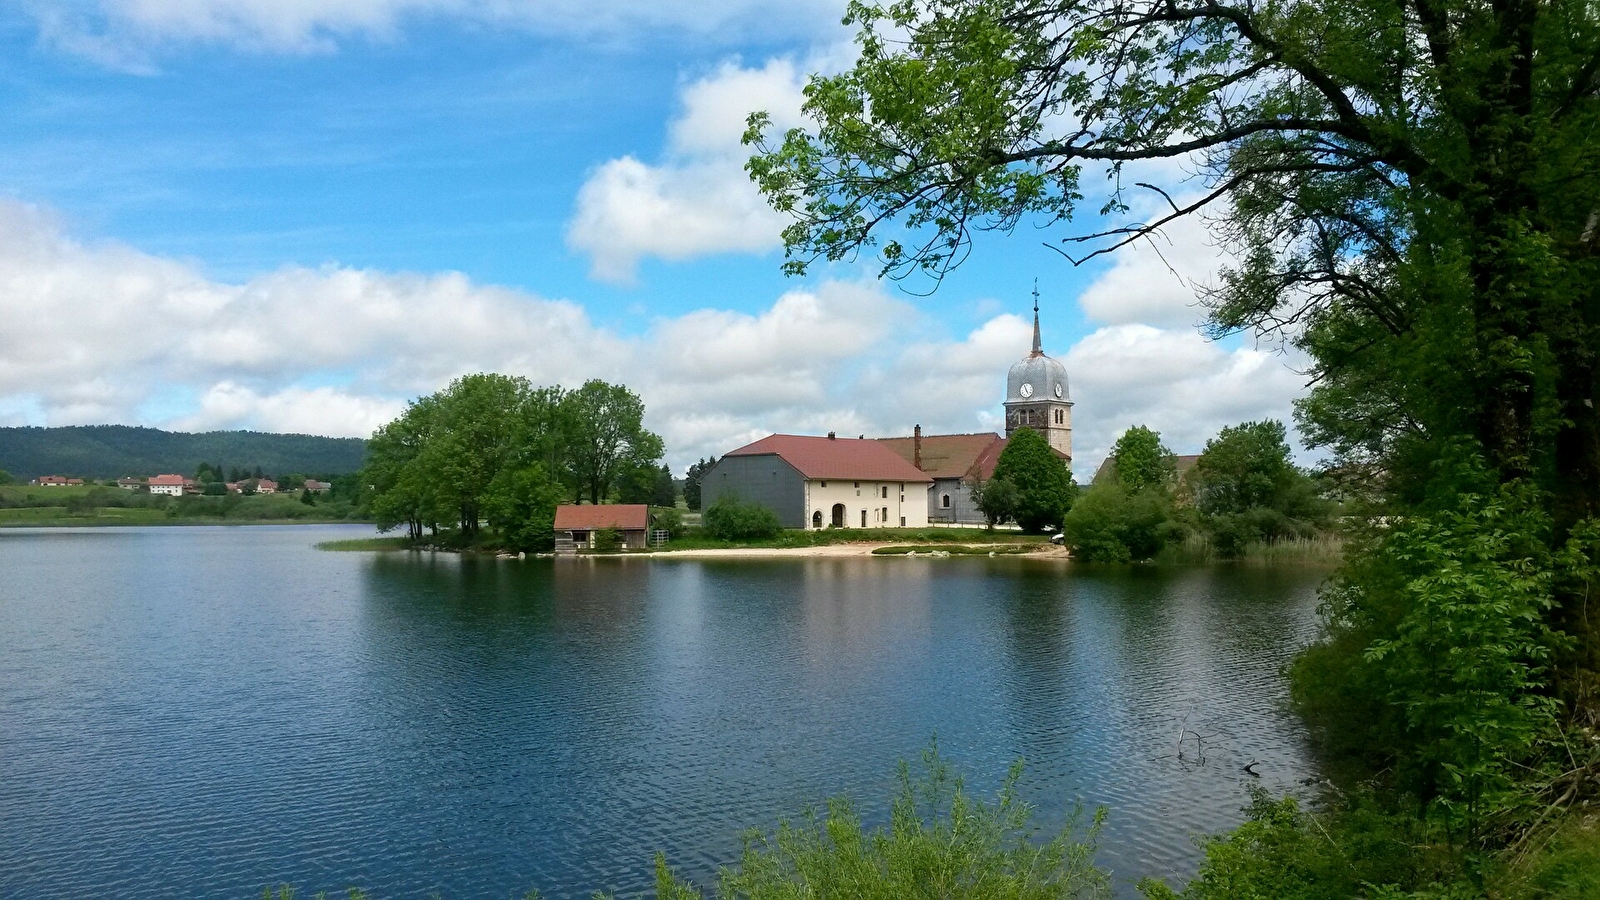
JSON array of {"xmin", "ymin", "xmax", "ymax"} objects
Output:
[
  {"xmin": 702, "ymin": 433, "xmax": 934, "ymax": 529},
  {"xmin": 1091, "ymin": 455, "xmax": 1202, "ymax": 487},
  {"xmin": 553, "ymin": 504, "xmax": 651, "ymax": 553},
  {"xmin": 37, "ymin": 476, "xmax": 83, "ymax": 487},
  {"xmin": 116, "ymin": 477, "xmax": 144, "ymax": 491},
  {"xmin": 302, "ymin": 479, "xmax": 331, "ymax": 493},
  {"xmin": 148, "ymin": 474, "xmax": 187, "ymax": 497},
  {"xmin": 243, "ymin": 478, "xmax": 279, "ymax": 495}
]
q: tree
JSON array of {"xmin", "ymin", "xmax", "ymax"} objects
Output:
[
  {"xmin": 745, "ymin": 0, "xmax": 1600, "ymax": 663},
  {"xmin": 652, "ymin": 463, "xmax": 678, "ymax": 508},
  {"xmin": 1062, "ymin": 482, "xmax": 1174, "ymax": 562},
  {"xmin": 989, "ymin": 427, "xmax": 1074, "ymax": 532},
  {"xmin": 1189, "ymin": 420, "xmax": 1328, "ymax": 556},
  {"xmin": 684, "ymin": 457, "xmax": 716, "ymax": 511},
  {"xmin": 562, "ymin": 380, "xmax": 665, "ymax": 505},
  {"xmin": 975, "ymin": 477, "xmax": 1020, "ymax": 528},
  {"xmin": 1109, "ymin": 426, "xmax": 1176, "ymax": 496},
  {"xmin": 0, "ymin": 468, "xmax": 12, "ymax": 485}
]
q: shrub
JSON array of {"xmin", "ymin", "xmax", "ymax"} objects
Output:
[
  {"xmin": 703, "ymin": 496, "xmax": 783, "ymax": 540},
  {"xmin": 592, "ymin": 528, "xmax": 623, "ymax": 552},
  {"xmin": 655, "ymin": 743, "xmax": 1108, "ymax": 899},
  {"xmin": 652, "ymin": 506, "xmax": 686, "ymax": 538},
  {"xmin": 1062, "ymin": 482, "xmax": 1177, "ymax": 562}
]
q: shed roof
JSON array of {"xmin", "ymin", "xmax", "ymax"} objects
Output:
[
  {"xmin": 553, "ymin": 504, "xmax": 651, "ymax": 531},
  {"xmin": 723, "ymin": 434, "xmax": 933, "ymax": 482}
]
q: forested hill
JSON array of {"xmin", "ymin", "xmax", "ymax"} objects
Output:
[{"xmin": 0, "ymin": 426, "xmax": 366, "ymax": 480}]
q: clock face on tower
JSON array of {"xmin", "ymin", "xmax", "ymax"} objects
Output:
[
  {"xmin": 1019, "ymin": 383, "xmax": 1034, "ymax": 398},
  {"xmin": 1054, "ymin": 383, "xmax": 1063, "ymax": 398}
]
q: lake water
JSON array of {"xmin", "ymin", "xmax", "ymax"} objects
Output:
[{"xmin": 0, "ymin": 525, "xmax": 1328, "ymax": 898}]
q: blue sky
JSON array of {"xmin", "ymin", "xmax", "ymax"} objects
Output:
[{"xmin": 0, "ymin": 1, "xmax": 1306, "ymax": 472}]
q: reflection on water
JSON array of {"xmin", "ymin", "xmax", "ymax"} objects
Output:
[{"xmin": 0, "ymin": 527, "xmax": 1325, "ymax": 897}]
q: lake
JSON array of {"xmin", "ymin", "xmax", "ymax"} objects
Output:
[{"xmin": 0, "ymin": 525, "xmax": 1327, "ymax": 898}]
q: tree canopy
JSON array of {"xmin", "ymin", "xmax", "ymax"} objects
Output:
[
  {"xmin": 363, "ymin": 374, "xmax": 665, "ymax": 548},
  {"xmin": 987, "ymin": 426, "xmax": 1075, "ymax": 532}
]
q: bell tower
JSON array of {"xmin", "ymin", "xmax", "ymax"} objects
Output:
[{"xmin": 1003, "ymin": 284, "xmax": 1073, "ymax": 462}]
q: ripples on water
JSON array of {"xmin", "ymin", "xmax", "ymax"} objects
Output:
[{"xmin": 0, "ymin": 526, "xmax": 1327, "ymax": 898}]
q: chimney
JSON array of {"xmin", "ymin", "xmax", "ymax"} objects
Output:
[
  {"xmin": 827, "ymin": 431, "xmax": 836, "ymax": 440},
  {"xmin": 913, "ymin": 424, "xmax": 923, "ymax": 470}
]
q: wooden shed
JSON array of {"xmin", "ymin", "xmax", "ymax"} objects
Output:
[{"xmin": 553, "ymin": 504, "xmax": 651, "ymax": 554}]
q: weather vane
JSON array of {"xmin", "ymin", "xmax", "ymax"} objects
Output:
[{"xmin": 1032, "ymin": 278, "xmax": 1040, "ymax": 313}]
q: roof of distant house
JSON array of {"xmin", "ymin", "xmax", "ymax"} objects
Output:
[
  {"xmin": 1092, "ymin": 454, "xmax": 1202, "ymax": 485},
  {"xmin": 875, "ymin": 432, "xmax": 1003, "ymax": 480},
  {"xmin": 148, "ymin": 474, "xmax": 187, "ymax": 486},
  {"xmin": 553, "ymin": 504, "xmax": 651, "ymax": 531},
  {"xmin": 724, "ymin": 434, "xmax": 934, "ymax": 482}
]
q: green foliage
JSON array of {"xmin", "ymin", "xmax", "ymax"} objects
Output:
[
  {"xmin": 652, "ymin": 506, "xmax": 687, "ymax": 539},
  {"xmin": 591, "ymin": 528, "xmax": 623, "ymax": 552},
  {"xmin": 561, "ymin": 380, "xmax": 664, "ymax": 505},
  {"xmin": 655, "ymin": 743, "xmax": 1108, "ymax": 899},
  {"xmin": 362, "ymin": 375, "xmax": 655, "ymax": 551},
  {"xmin": 1138, "ymin": 788, "xmax": 1464, "ymax": 900},
  {"xmin": 0, "ymin": 468, "xmax": 11, "ymax": 485},
  {"xmin": 684, "ymin": 457, "xmax": 716, "ymax": 511},
  {"xmin": 1188, "ymin": 421, "xmax": 1329, "ymax": 559},
  {"xmin": 989, "ymin": 427, "xmax": 1074, "ymax": 532},
  {"xmin": 1062, "ymin": 482, "xmax": 1177, "ymax": 562},
  {"xmin": 702, "ymin": 496, "xmax": 783, "ymax": 541},
  {"xmin": 0, "ymin": 425, "xmax": 364, "ymax": 481},
  {"xmin": 975, "ymin": 476, "xmax": 1019, "ymax": 528},
  {"xmin": 1110, "ymin": 427, "xmax": 1176, "ymax": 495}
]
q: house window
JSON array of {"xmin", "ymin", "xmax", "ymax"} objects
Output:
[
  {"xmin": 854, "ymin": 482, "xmax": 860, "ymax": 488},
  {"xmin": 812, "ymin": 511, "xmax": 823, "ymax": 528},
  {"xmin": 881, "ymin": 486, "xmax": 888, "ymax": 499},
  {"xmin": 821, "ymin": 481, "xmax": 827, "ymax": 487},
  {"xmin": 900, "ymin": 516, "xmax": 906, "ymax": 526},
  {"xmin": 861, "ymin": 509, "xmax": 867, "ymax": 527},
  {"xmin": 941, "ymin": 494, "xmax": 951, "ymax": 509}
]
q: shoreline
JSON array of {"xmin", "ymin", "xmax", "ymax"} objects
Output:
[{"xmin": 631, "ymin": 542, "xmax": 1070, "ymax": 560}]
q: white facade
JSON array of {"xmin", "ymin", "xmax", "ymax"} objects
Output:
[
  {"xmin": 802, "ymin": 479, "xmax": 929, "ymax": 530},
  {"xmin": 149, "ymin": 483, "xmax": 184, "ymax": 496}
]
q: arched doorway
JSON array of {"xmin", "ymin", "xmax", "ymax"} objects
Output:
[
  {"xmin": 812, "ymin": 510, "xmax": 823, "ymax": 529},
  {"xmin": 831, "ymin": 503, "xmax": 846, "ymax": 527}
]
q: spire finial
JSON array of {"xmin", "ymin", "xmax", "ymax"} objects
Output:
[{"xmin": 1030, "ymin": 280, "xmax": 1042, "ymax": 356}]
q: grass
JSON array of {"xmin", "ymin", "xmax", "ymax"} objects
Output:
[
  {"xmin": 661, "ymin": 526, "xmax": 1049, "ymax": 552},
  {"xmin": 315, "ymin": 537, "xmax": 413, "ymax": 552},
  {"xmin": 1153, "ymin": 533, "xmax": 1345, "ymax": 566},
  {"xmin": 871, "ymin": 543, "xmax": 1038, "ymax": 556}
]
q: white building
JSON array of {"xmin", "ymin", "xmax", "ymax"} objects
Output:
[
  {"xmin": 702, "ymin": 434, "xmax": 933, "ymax": 530},
  {"xmin": 148, "ymin": 474, "xmax": 186, "ymax": 496}
]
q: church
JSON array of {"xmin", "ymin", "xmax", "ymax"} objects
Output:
[{"xmin": 701, "ymin": 299, "xmax": 1072, "ymax": 528}]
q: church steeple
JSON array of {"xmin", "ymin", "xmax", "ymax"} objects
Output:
[{"xmin": 1030, "ymin": 280, "xmax": 1043, "ymax": 357}]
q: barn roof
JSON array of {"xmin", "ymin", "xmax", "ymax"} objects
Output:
[{"xmin": 723, "ymin": 434, "xmax": 933, "ymax": 482}]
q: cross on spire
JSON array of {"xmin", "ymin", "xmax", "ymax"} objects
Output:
[{"xmin": 1030, "ymin": 279, "xmax": 1043, "ymax": 357}]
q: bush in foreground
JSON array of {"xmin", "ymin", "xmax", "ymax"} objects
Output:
[
  {"xmin": 652, "ymin": 744, "xmax": 1108, "ymax": 899},
  {"xmin": 702, "ymin": 496, "xmax": 783, "ymax": 541}
]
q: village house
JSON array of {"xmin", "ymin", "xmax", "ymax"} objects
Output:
[
  {"xmin": 35, "ymin": 476, "xmax": 85, "ymax": 487},
  {"xmin": 705, "ymin": 295, "xmax": 1072, "ymax": 528},
  {"xmin": 702, "ymin": 433, "xmax": 934, "ymax": 529},
  {"xmin": 302, "ymin": 479, "xmax": 331, "ymax": 493},
  {"xmin": 147, "ymin": 474, "xmax": 187, "ymax": 496},
  {"xmin": 116, "ymin": 477, "xmax": 144, "ymax": 491},
  {"xmin": 553, "ymin": 504, "xmax": 651, "ymax": 553}
]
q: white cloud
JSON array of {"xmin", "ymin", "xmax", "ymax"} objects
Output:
[
  {"xmin": 567, "ymin": 57, "xmax": 814, "ymax": 284},
  {"xmin": 27, "ymin": 0, "xmax": 850, "ymax": 61},
  {"xmin": 1076, "ymin": 199, "xmax": 1229, "ymax": 328},
  {"xmin": 1064, "ymin": 324, "xmax": 1309, "ymax": 472},
  {"xmin": 0, "ymin": 198, "xmax": 1308, "ymax": 473}
]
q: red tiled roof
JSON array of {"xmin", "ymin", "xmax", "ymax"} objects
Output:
[
  {"xmin": 876, "ymin": 432, "xmax": 1004, "ymax": 480},
  {"xmin": 724, "ymin": 434, "xmax": 933, "ymax": 482},
  {"xmin": 148, "ymin": 474, "xmax": 187, "ymax": 486},
  {"xmin": 553, "ymin": 504, "xmax": 651, "ymax": 531}
]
